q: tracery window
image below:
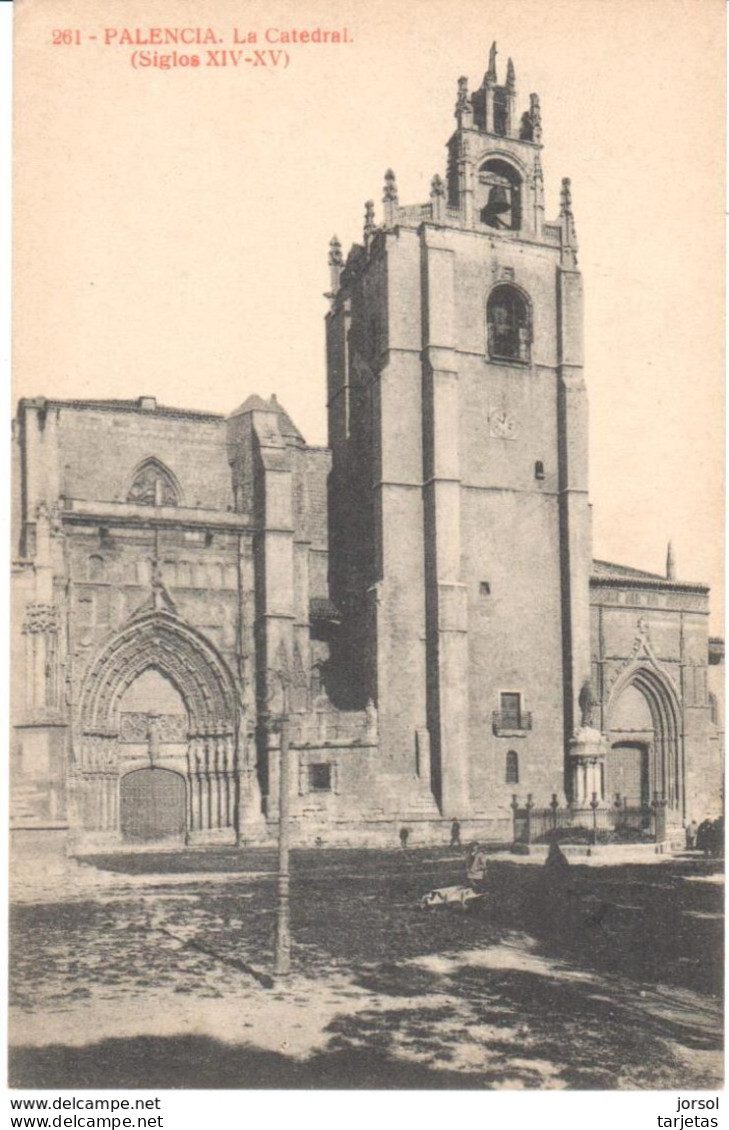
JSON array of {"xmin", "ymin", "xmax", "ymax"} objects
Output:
[
  {"xmin": 487, "ymin": 285, "xmax": 531, "ymax": 363},
  {"xmin": 127, "ymin": 460, "xmax": 180, "ymax": 507}
]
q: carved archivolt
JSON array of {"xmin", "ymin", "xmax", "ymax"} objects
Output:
[
  {"xmin": 606, "ymin": 660, "xmax": 680, "ymax": 725},
  {"xmin": 605, "ymin": 617, "xmax": 680, "ymax": 702},
  {"xmin": 79, "ymin": 608, "xmax": 237, "ymax": 737}
]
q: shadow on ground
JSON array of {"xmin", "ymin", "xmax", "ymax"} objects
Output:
[
  {"xmin": 9, "ymin": 849, "xmax": 724, "ymax": 1089},
  {"xmin": 9, "ymin": 1032, "xmax": 483, "ymax": 1090}
]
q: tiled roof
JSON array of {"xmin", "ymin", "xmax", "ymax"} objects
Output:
[
  {"xmin": 229, "ymin": 394, "xmax": 305, "ymax": 440},
  {"xmin": 592, "ymin": 559, "xmax": 666, "ymax": 581},
  {"xmin": 18, "ymin": 397, "xmax": 223, "ymax": 421},
  {"xmin": 591, "ymin": 559, "xmax": 708, "ymax": 593}
]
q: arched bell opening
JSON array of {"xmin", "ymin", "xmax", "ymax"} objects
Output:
[{"xmin": 478, "ymin": 158, "xmax": 522, "ymax": 231}]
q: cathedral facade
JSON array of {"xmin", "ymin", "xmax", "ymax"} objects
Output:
[{"xmin": 11, "ymin": 49, "xmax": 722, "ymax": 856}]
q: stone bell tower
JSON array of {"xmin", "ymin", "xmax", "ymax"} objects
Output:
[{"xmin": 326, "ymin": 44, "xmax": 592, "ymax": 827}]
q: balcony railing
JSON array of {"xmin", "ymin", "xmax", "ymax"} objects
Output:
[{"xmin": 492, "ymin": 710, "xmax": 532, "ymax": 735}]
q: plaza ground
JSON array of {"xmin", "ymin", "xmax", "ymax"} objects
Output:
[{"xmin": 8, "ymin": 846, "xmax": 724, "ymax": 1089}]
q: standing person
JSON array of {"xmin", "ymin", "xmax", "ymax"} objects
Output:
[
  {"xmin": 686, "ymin": 819, "xmax": 698, "ymax": 850},
  {"xmin": 399, "ymin": 826, "xmax": 410, "ymax": 849},
  {"xmin": 466, "ymin": 843, "xmax": 489, "ymax": 890},
  {"xmin": 450, "ymin": 819, "xmax": 461, "ymax": 848},
  {"xmin": 544, "ymin": 839, "xmax": 570, "ymax": 872}
]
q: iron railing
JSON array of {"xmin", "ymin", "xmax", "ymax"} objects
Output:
[
  {"xmin": 511, "ymin": 793, "xmax": 668, "ymax": 846},
  {"xmin": 492, "ymin": 710, "xmax": 532, "ymax": 734}
]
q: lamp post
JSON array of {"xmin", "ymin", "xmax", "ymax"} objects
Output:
[
  {"xmin": 265, "ymin": 663, "xmax": 294, "ymax": 980},
  {"xmin": 274, "ymin": 698, "xmax": 292, "ymax": 978},
  {"xmin": 590, "ymin": 790, "xmax": 599, "ymax": 846}
]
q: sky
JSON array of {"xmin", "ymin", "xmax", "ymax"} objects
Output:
[{"xmin": 12, "ymin": 0, "xmax": 725, "ymax": 628}]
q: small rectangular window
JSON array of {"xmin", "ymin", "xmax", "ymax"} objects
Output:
[{"xmin": 308, "ymin": 763, "xmax": 332, "ymax": 792}]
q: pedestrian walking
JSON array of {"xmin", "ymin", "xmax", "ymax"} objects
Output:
[
  {"xmin": 685, "ymin": 819, "xmax": 698, "ymax": 851},
  {"xmin": 450, "ymin": 819, "xmax": 461, "ymax": 848},
  {"xmin": 399, "ymin": 826, "xmax": 410, "ymax": 849}
]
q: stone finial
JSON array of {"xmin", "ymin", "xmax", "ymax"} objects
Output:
[
  {"xmin": 506, "ymin": 57, "xmax": 516, "ymax": 90},
  {"xmin": 521, "ymin": 93, "xmax": 542, "ymax": 142},
  {"xmin": 328, "ymin": 234, "xmax": 343, "ymax": 268},
  {"xmin": 430, "ymin": 174, "xmax": 445, "ymax": 223},
  {"xmin": 560, "ymin": 176, "xmax": 573, "ymax": 217},
  {"xmin": 532, "ymin": 152, "xmax": 545, "ymax": 224},
  {"xmin": 666, "ymin": 540, "xmax": 677, "ymax": 581},
  {"xmin": 530, "ymin": 92, "xmax": 541, "ymax": 129},
  {"xmin": 328, "ymin": 235, "xmax": 343, "ymax": 296},
  {"xmin": 364, "ymin": 200, "xmax": 376, "ymax": 244},
  {"xmin": 455, "ymin": 76, "xmax": 473, "ymax": 128},
  {"xmin": 560, "ymin": 177, "xmax": 578, "ymax": 265},
  {"xmin": 486, "ymin": 41, "xmax": 497, "ymax": 84},
  {"xmin": 383, "ymin": 169, "xmax": 398, "ymax": 228},
  {"xmin": 530, "ymin": 92, "xmax": 543, "ymax": 142},
  {"xmin": 383, "ymin": 168, "xmax": 398, "ymax": 204}
]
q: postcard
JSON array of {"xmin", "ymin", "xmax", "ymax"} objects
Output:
[{"xmin": 8, "ymin": 0, "xmax": 725, "ymax": 1111}]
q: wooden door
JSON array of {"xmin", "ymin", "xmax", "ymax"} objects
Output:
[
  {"xmin": 607, "ymin": 743, "xmax": 649, "ymax": 807},
  {"xmin": 120, "ymin": 768, "xmax": 186, "ymax": 843}
]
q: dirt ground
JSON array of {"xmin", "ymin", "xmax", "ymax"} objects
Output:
[{"xmin": 8, "ymin": 847, "xmax": 724, "ymax": 1090}]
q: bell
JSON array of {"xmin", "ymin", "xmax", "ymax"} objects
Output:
[{"xmin": 487, "ymin": 185, "xmax": 510, "ymax": 213}]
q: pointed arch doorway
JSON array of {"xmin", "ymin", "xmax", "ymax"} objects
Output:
[
  {"xmin": 76, "ymin": 608, "xmax": 241, "ymax": 848},
  {"xmin": 605, "ymin": 665, "xmax": 682, "ymax": 815}
]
